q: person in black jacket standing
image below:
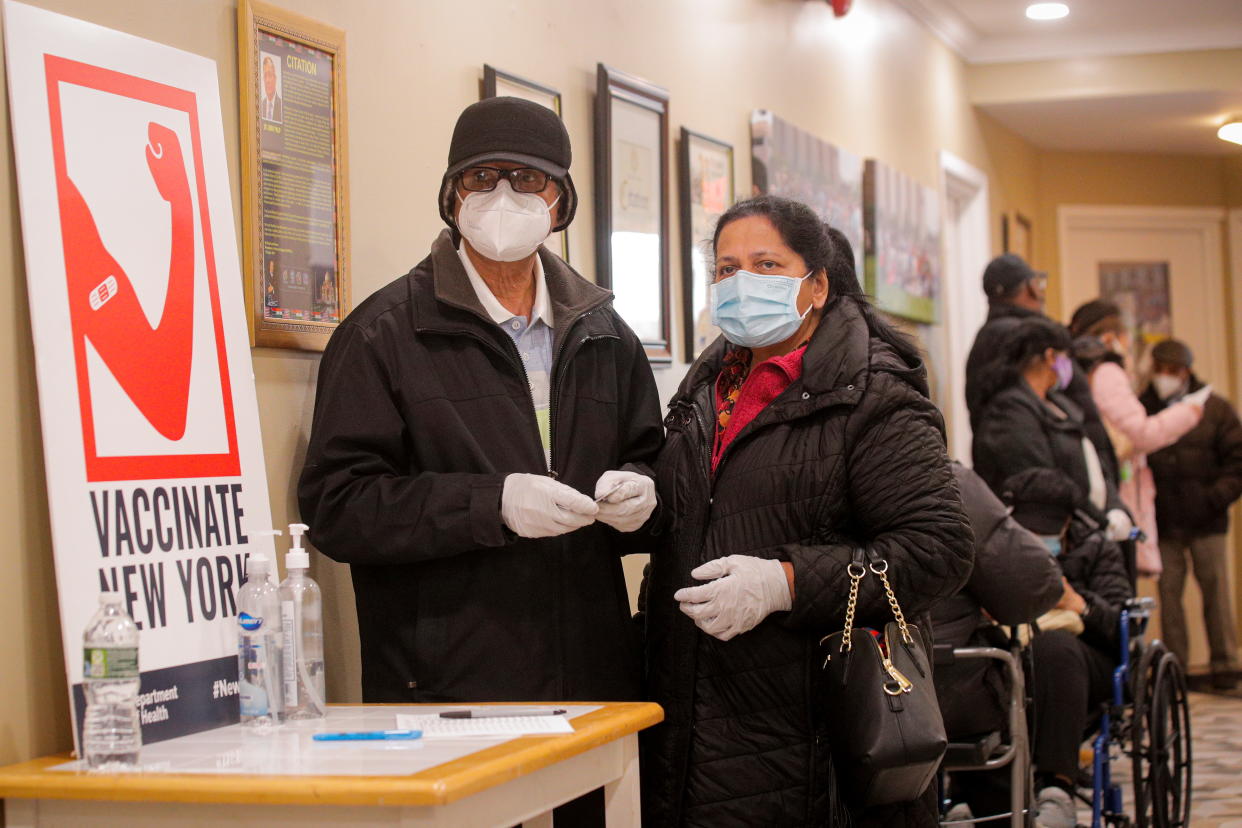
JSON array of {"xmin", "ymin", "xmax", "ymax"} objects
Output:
[
  {"xmin": 964, "ymin": 254, "xmax": 1122, "ymax": 493},
  {"xmin": 642, "ymin": 198, "xmax": 973, "ymax": 827},
  {"xmin": 298, "ymin": 99, "xmax": 661, "ymax": 711},
  {"xmin": 1141, "ymin": 338, "xmax": 1242, "ymax": 687},
  {"xmin": 1001, "ymin": 468, "xmax": 1134, "ymax": 828}
]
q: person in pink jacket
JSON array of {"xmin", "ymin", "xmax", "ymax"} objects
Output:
[{"xmin": 1069, "ymin": 300, "xmax": 1207, "ymax": 576}]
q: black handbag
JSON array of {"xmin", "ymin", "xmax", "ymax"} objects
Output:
[{"xmin": 818, "ymin": 548, "xmax": 947, "ymax": 807}]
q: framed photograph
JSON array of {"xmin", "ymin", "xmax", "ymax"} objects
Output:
[
  {"xmin": 238, "ymin": 0, "xmax": 350, "ymax": 351},
  {"xmin": 594, "ymin": 63, "xmax": 671, "ymax": 363},
  {"xmin": 750, "ymin": 110, "xmax": 863, "ymax": 277},
  {"xmin": 1002, "ymin": 211, "xmax": 1033, "ymax": 263},
  {"xmin": 678, "ymin": 128, "xmax": 734, "ymax": 361},
  {"xmin": 863, "ymin": 158, "xmax": 941, "ymax": 324},
  {"xmin": 480, "ymin": 65, "xmax": 569, "ymax": 263},
  {"xmin": 1099, "ymin": 261, "xmax": 1172, "ymax": 376}
]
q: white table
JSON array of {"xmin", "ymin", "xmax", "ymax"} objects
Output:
[{"xmin": 0, "ymin": 702, "xmax": 663, "ymax": 827}]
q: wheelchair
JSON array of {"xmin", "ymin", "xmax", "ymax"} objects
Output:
[{"xmin": 938, "ymin": 597, "xmax": 1192, "ymax": 828}]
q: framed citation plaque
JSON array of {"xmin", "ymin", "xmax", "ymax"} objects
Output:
[{"xmin": 238, "ymin": 0, "xmax": 350, "ymax": 350}]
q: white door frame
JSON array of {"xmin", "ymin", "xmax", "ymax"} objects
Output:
[
  {"xmin": 939, "ymin": 150, "xmax": 990, "ymax": 462},
  {"xmin": 1228, "ymin": 209, "xmax": 1242, "ymax": 406}
]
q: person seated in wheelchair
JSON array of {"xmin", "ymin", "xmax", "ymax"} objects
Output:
[
  {"xmin": 934, "ymin": 462, "xmax": 1064, "ymax": 816},
  {"xmin": 1002, "ymin": 467, "xmax": 1135, "ymax": 828}
]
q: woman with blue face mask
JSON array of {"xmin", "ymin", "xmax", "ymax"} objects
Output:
[
  {"xmin": 640, "ymin": 196, "xmax": 973, "ymax": 828},
  {"xmin": 971, "ymin": 316, "xmax": 1124, "ymax": 531}
]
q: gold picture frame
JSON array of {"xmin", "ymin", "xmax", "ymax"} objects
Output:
[{"xmin": 238, "ymin": 0, "xmax": 350, "ymax": 351}]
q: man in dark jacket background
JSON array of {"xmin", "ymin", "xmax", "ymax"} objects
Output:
[
  {"xmin": 964, "ymin": 254, "xmax": 1122, "ymax": 494},
  {"xmin": 298, "ymin": 97, "xmax": 662, "ymax": 706},
  {"xmin": 1141, "ymin": 338, "xmax": 1242, "ymax": 687}
]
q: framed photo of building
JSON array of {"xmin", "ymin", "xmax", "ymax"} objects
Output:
[
  {"xmin": 594, "ymin": 63, "xmax": 671, "ymax": 363},
  {"xmin": 481, "ymin": 65, "xmax": 569, "ymax": 263},
  {"xmin": 678, "ymin": 128, "xmax": 734, "ymax": 361},
  {"xmin": 238, "ymin": 0, "xmax": 350, "ymax": 351},
  {"xmin": 1002, "ymin": 211, "xmax": 1033, "ymax": 263},
  {"xmin": 862, "ymin": 158, "xmax": 940, "ymax": 324}
]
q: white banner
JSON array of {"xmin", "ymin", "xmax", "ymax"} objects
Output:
[{"xmin": 3, "ymin": 1, "xmax": 274, "ymax": 748}]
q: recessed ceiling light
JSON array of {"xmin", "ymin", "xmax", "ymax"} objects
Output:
[
  {"xmin": 1026, "ymin": 3, "xmax": 1069, "ymax": 20},
  {"xmin": 1219, "ymin": 120, "xmax": 1242, "ymax": 146}
]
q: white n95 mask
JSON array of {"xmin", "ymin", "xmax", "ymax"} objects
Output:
[
  {"xmin": 1152, "ymin": 374, "xmax": 1185, "ymax": 401},
  {"xmin": 457, "ymin": 180, "xmax": 557, "ymax": 262},
  {"xmin": 710, "ymin": 269, "xmax": 813, "ymax": 348}
]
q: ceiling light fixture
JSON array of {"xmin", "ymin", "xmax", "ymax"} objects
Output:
[
  {"xmin": 1219, "ymin": 119, "xmax": 1242, "ymax": 146},
  {"xmin": 1026, "ymin": 3, "xmax": 1069, "ymax": 21}
]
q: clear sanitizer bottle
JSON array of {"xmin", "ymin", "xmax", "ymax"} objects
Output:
[
  {"xmin": 82, "ymin": 592, "xmax": 141, "ymax": 769},
  {"xmin": 237, "ymin": 534, "xmax": 285, "ymax": 728},
  {"xmin": 280, "ymin": 523, "xmax": 326, "ymax": 719}
]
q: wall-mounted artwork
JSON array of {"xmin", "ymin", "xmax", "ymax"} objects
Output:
[
  {"xmin": 1003, "ymin": 211, "xmax": 1032, "ymax": 264},
  {"xmin": 1098, "ymin": 260, "xmax": 1172, "ymax": 375},
  {"xmin": 749, "ymin": 110, "xmax": 863, "ymax": 276},
  {"xmin": 863, "ymin": 159, "xmax": 940, "ymax": 324},
  {"xmin": 481, "ymin": 65, "xmax": 570, "ymax": 263},
  {"xmin": 678, "ymin": 128, "xmax": 734, "ymax": 361},
  {"xmin": 594, "ymin": 64, "xmax": 671, "ymax": 362}
]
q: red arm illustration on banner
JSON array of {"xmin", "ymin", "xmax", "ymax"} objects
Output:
[{"xmin": 59, "ymin": 122, "xmax": 195, "ymax": 441}]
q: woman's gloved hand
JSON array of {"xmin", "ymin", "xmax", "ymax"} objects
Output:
[
  {"xmin": 500, "ymin": 473, "xmax": 597, "ymax": 538},
  {"xmin": 1105, "ymin": 508, "xmax": 1134, "ymax": 542},
  {"xmin": 593, "ymin": 470, "xmax": 657, "ymax": 532},
  {"xmin": 674, "ymin": 555, "xmax": 792, "ymax": 641}
]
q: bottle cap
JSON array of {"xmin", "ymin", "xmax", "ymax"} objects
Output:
[
  {"xmin": 100, "ymin": 591, "xmax": 123, "ymax": 604},
  {"xmin": 286, "ymin": 523, "xmax": 310, "ymax": 570}
]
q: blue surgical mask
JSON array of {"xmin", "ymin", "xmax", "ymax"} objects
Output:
[
  {"xmin": 1052, "ymin": 354, "xmax": 1074, "ymax": 391},
  {"xmin": 710, "ymin": 269, "xmax": 813, "ymax": 348},
  {"xmin": 1040, "ymin": 535, "xmax": 1062, "ymax": 557}
]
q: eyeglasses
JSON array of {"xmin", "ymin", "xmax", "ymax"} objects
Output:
[{"xmin": 459, "ymin": 166, "xmax": 552, "ymax": 194}]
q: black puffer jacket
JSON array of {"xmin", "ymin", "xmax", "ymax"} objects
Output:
[
  {"xmin": 1141, "ymin": 377, "xmax": 1242, "ymax": 540},
  {"xmin": 972, "ymin": 383, "xmax": 1120, "ymax": 523},
  {"xmin": 1059, "ymin": 519, "xmax": 1133, "ymax": 654},
  {"xmin": 933, "ymin": 464, "xmax": 1061, "ymax": 737},
  {"xmin": 298, "ymin": 230, "xmax": 662, "ymax": 703},
  {"xmin": 643, "ymin": 296, "xmax": 974, "ymax": 827},
  {"xmin": 965, "ymin": 304, "xmax": 1120, "ymax": 487}
]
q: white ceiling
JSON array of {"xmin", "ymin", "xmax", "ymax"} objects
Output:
[
  {"xmin": 894, "ymin": 0, "xmax": 1242, "ymax": 63},
  {"xmin": 889, "ymin": 0, "xmax": 1242, "ymax": 155}
]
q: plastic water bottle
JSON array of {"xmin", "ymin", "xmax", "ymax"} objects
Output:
[
  {"xmin": 82, "ymin": 592, "xmax": 141, "ymax": 769},
  {"xmin": 237, "ymin": 541, "xmax": 285, "ymax": 728},
  {"xmin": 280, "ymin": 523, "xmax": 326, "ymax": 719}
]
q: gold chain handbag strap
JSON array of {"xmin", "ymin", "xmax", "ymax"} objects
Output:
[
  {"xmin": 868, "ymin": 556, "xmax": 914, "ymax": 645},
  {"xmin": 839, "ymin": 558, "xmax": 867, "ymax": 652}
]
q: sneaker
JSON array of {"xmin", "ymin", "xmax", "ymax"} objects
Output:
[
  {"xmin": 1035, "ymin": 786, "xmax": 1076, "ymax": 828},
  {"xmin": 945, "ymin": 802, "xmax": 973, "ymax": 822},
  {"xmin": 1211, "ymin": 671, "xmax": 1237, "ymax": 691}
]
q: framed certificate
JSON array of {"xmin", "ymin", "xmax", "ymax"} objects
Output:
[
  {"xmin": 678, "ymin": 128, "xmax": 734, "ymax": 361},
  {"xmin": 481, "ymin": 65, "xmax": 569, "ymax": 263},
  {"xmin": 238, "ymin": 0, "xmax": 350, "ymax": 351},
  {"xmin": 594, "ymin": 64, "xmax": 671, "ymax": 363}
]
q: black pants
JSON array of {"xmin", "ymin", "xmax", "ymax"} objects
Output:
[{"xmin": 1029, "ymin": 630, "xmax": 1116, "ymax": 781}]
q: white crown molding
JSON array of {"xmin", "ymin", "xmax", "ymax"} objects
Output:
[{"xmin": 890, "ymin": 0, "xmax": 1242, "ymax": 64}]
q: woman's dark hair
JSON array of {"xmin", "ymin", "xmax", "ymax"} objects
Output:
[
  {"xmin": 711, "ymin": 195, "xmax": 920, "ymax": 365},
  {"xmin": 980, "ymin": 316, "xmax": 1072, "ymax": 403}
]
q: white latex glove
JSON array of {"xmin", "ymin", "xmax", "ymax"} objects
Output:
[
  {"xmin": 500, "ymin": 474, "xmax": 597, "ymax": 538},
  {"xmin": 673, "ymin": 555, "xmax": 791, "ymax": 641},
  {"xmin": 1182, "ymin": 384, "xmax": 1212, "ymax": 408},
  {"xmin": 1105, "ymin": 508, "xmax": 1134, "ymax": 542},
  {"xmin": 593, "ymin": 470, "xmax": 657, "ymax": 533}
]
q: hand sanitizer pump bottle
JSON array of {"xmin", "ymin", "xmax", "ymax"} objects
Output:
[
  {"xmin": 280, "ymin": 523, "xmax": 326, "ymax": 719},
  {"xmin": 238, "ymin": 532, "xmax": 285, "ymax": 728}
]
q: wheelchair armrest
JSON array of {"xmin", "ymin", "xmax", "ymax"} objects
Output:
[{"xmin": 1125, "ymin": 597, "xmax": 1156, "ymax": 612}]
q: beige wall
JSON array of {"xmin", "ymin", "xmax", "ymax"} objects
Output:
[{"xmin": 0, "ymin": 0, "xmax": 1014, "ymax": 766}]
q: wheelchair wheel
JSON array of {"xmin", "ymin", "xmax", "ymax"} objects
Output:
[{"xmin": 1131, "ymin": 649, "xmax": 1192, "ymax": 828}]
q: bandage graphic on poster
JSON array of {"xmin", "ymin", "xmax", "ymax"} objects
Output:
[{"xmin": 3, "ymin": 1, "xmax": 274, "ymax": 750}]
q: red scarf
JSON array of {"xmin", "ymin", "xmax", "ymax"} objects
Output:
[{"xmin": 712, "ymin": 344, "xmax": 807, "ymax": 473}]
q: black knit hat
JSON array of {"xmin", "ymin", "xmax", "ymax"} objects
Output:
[
  {"xmin": 438, "ymin": 97, "xmax": 577, "ymax": 233},
  {"xmin": 1068, "ymin": 299, "xmax": 1122, "ymax": 337},
  {"xmin": 1151, "ymin": 338, "xmax": 1193, "ymax": 369},
  {"xmin": 982, "ymin": 254, "xmax": 1041, "ymax": 302},
  {"xmin": 1001, "ymin": 468, "xmax": 1080, "ymax": 535}
]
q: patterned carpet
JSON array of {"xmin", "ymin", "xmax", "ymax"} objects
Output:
[{"xmin": 1187, "ymin": 691, "xmax": 1242, "ymax": 827}]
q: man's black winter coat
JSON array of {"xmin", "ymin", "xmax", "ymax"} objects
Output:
[{"xmin": 298, "ymin": 231, "xmax": 663, "ymax": 703}]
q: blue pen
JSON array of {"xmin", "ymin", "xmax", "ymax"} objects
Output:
[{"xmin": 312, "ymin": 729, "xmax": 422, "ymax": 741}]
